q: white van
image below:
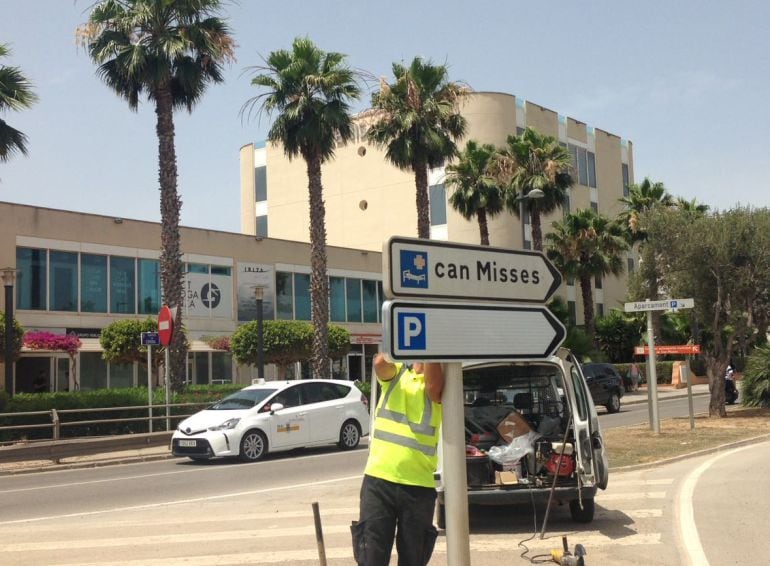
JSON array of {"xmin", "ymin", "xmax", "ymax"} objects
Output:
[{"xmin": 435, "ymin": 348, "xmax": 609, "ymax": 526}]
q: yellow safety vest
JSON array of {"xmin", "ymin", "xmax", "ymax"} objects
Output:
[{"xmin": 365, "ymin": 364, "xmax": 443, "ymax": 488}]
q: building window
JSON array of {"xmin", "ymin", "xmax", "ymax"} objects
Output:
[
  {"xmin": 110, "ymin": 363, "xmax": 134, "ymax": 388},
  {"xmin": 564, "ymin": 193, "xmax": 571, "ymax": 215},
  {"xmin": 80, "ymin": 352, "xmax": 108, "ymax": 390},
  {"xmin": 567, "ymin": 301, "xmax": 577, "ymax": 326},
  {"xmin": 256, "ymin": 215, "xmax": 268, "ymax": 238},
  {"xmin": 81, "ymin": 254, "xmax": 108, "ymax": 312},
  {"xmin": 569, "ymin": 143, "xmax": 597, "ymax": 188},
  {"xmin": 590, "ymin": 202, "xmax": 598, "ymax": 213},
  {"xmin": 293, "ymin": 273, "xmax": 311, "ymax": 321},
  {"xmin": 255, "ymin": 165, "xmax": 267, "ymax": 202},
  {"xmin": 346, "ymin": 278, "xmax": 362, "ymax": 323},
  {"xmin": 187, "ymin": 263, "xmax": 208, "ymax": 275},
  {"xmin": 594, "ymin": 275, "xmax": 603, "ymax": 289},
  {"xmin": 16, "ymin": 247, "xmax": 47, "ymax": 310},
  {"xmin": 193, "ymin": 352, "xmax": 209, "ymax": 385},
  {"xmin": 362, "ymin": 280, "xmax": 378, "ymax": 323},
  {"xmin": 429, "ymin": 183, "xmax": 447, "ymax": 226},
  {"xmin": 567, "ymin": 276, "xmax": 575, "ymax": 286},
  {"xmin": 276, "ymin": 271, "xmax": 293, "ymax": 319},
  {"xmin": 330, "ymin": 276, "xmax": 346, "ymax": 322},
  {"xmin": 50, "ymin": 251, "xmax": 78, "ymax": 312},
  {"xmin": 622, "ymin": 163, "xmax": 630, "ymax": 197},
  {"xmin": 211, "ymin": 352, "xmax": 233, "ymax": 384},
  {"xmin": 627, "ymin": 257, "xmax": 635, "ymax": 272},
  {"xmin": 138, "ymin": 259, "xmax": 161, "ymax": 314},
  {"xmin": 110, "ymin": 256, "xmax": 136, "ymax": 314},
  {"xmin": 596, "ymin": 303, "xmax": 605, "ymax": 318},
  {"xmin": 377, "ymin": 281, "xmax": 384, "ymax": 323},
  {"xmin": 211, "ymin": 265, "xmax": 231, "ymax": 276},
  {"xmin": 516, "ymin": 126, "xmax": 525, "ymax": 136}
]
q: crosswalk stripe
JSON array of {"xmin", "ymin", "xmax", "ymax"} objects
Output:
[
  {"xmin": 609, "ymin": 478, "xmax": 674, "ymax": 487},
  {"xmin": 66, "ymin": 533, "xmax": 663, "ymax": 566},
  {"xmin": 625, "ymin": 509, "xmax": 664, "ymax": 518},
  {"xmin": 596, "ymin": 491, "xmax": 666, "ymax": 501}
]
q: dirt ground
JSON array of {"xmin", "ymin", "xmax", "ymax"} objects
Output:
[{"xmin": 605, "ymin": 407, "xmax": 770, "ymax": 468}]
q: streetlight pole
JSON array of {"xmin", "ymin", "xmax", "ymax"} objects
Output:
[
  {"xmin": 2, "ymin": 267, "xmax": 17, "ymax": 396},
  {"xmin": 516, "ymin": 189, "xmax": 545, "ymax": 249},
  {"xmin": 254, "ymin": 286, "xmax": 265, "ymax": 382}
]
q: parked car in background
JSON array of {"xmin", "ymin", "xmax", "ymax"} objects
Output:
[
  {"xmin": 435, "ymin": 349, "xmax": 609, "ymax": 527},
  {"xmin": 171, "ymin": 379, "xmax": 370, "ymax": 462},
  {"xmin": 580, "ymin": 363, "xmax": 624, "ymax": 413}
]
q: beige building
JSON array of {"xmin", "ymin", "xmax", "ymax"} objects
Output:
[
  {"xmin": 0, "ymin": 202, "xmax": 383, "ymax": 394},
  {"xmin": 240, "ymin": 91, "xmax": 635, "ymax": 326}
]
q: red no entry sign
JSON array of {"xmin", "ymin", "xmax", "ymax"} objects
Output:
[{"xmin": 158, "ymin": 305, "xmax": 174, "ymax": 346}]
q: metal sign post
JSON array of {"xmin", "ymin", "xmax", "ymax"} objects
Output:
[
  {"xmin": 141, "ymin": 332, "xmax": 160, "ymax": 433},
  {"xmin": 625, "ymin": 298, "xmax": 694, "ymax": 433}
]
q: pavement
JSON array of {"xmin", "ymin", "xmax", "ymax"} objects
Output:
[{"xmin": 0, "ymin": 383, "xmax": 712, "ymax": 476}]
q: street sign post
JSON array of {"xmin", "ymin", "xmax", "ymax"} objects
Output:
[
  {"xmin": 157, "ymin": 306, "xmax": 174, "ymax": 431},
  {"xmin": 384, "ymin": 237, "xmax": 562, "ymax": 303},
  {"xmin": 141, "ymin": 332, "xmax": 160, "ymax": 433},
  {"xmin": 382, "ymin": 301, "xmax": 566, "ymax": 361},
  {"xmin": 624, "ymin": 298, "xmax": 694, "ymax": 434}
]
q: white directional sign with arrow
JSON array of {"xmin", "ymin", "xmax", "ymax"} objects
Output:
[
  {"xmin": 384, "ymin": 237, "xmax": 562, "ymax": 303},
  {"xmin": 382, "ymin": 300, "xmax": 566, "ymax": 361}
]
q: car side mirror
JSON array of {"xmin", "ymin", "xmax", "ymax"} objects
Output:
[{"xmin": 270, "ymin": 402, "xmax": 284, "ymax": 414}]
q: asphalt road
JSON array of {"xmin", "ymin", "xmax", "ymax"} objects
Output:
[{"xmin": 601, "ymin": 392, "xmax": 711, "ymax": 427}]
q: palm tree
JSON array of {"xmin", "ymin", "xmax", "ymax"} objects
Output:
[
  {"xmin": 495, "ymin": 127, "xmax": 573, "ymax": 251},
  {"xmin": 0, "ymin": 44, "xmax": 37, "ymax": 162},
  {"xmin": 618, "ymin": 178, "xmax": 674, "ymax": 242},
  {"xmin": 675, "ymin": 196, "xmax": 709, "ymax": 215},
  {"xmin": 367, "ymin": 57, "xmax": 467, "ymax": 239},
  {"xmin": 244, "ymin": 37, "xmax": 360, "ymax": 379},
  {"xmin": 546, "ymin": 209, "xmax": 629, "ymax": 339},
  {"xmin": 445, "ymin": 140, "xmax": 504, "ymax": 245},
  {"xmin": 80, "ymin": 0, "xmax": 234, "ymax": 388}
]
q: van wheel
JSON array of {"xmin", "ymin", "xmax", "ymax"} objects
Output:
[
  {"xmin": 338, "ymin": 420, "xmax": 361, "ymax": 450},
  {"xmin": 606, "ymin": 392, "xmax": 621, "ymax": 414},
  {"xmin": 569, "ymin": 498, "xmax": 595, "ymax": 523},
  {"xmin": 239, "ymin": 430, "xmax": 268, "ymax": 462},
  {"xmin": 436, "ymin": 501, "xmax": 446, "ymax": 530}
]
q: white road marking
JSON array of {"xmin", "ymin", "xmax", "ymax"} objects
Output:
[
  {"xmin": 626, "ymin": 509, "xmax": 664, "ymax": 518},
  {"xmin": 0, "ymin": 474, "xmax": 362, "ymax": 525},
  {"xmin": 596, "ymin": 491, "xmax": 666, "ymax": 501},
  {"xmin": 676, "ymin": 443, "xmax": 756, "ymax": 566},
  {"xmin": 41, "ymin": 533, "xmax": 663, "ymax": 565},
  {"xmin": 609, "ymin": 478, "xmax": 674, "ymax": 487},
  {"xmin": 0, "ymin": 446, "xmax": 367, "ymax": 494}
]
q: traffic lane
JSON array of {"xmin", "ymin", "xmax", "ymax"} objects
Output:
[
  {"xmin": 693, "ymin": 441, "xmax": 770, "ymax": 565},
  {"xmin": 0, "ymin": 443, "xmax": 369, "ymax": 524},
  {"xmin": 599, "ymin": 395, "xmax": 711, "ymax": 428}
]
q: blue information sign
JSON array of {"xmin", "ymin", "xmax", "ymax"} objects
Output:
[{"xmin": 141, "ymin": 332, "xmax": 161, "ymax": 346}]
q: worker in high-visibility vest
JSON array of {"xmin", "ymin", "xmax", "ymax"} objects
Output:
[{"xmin": 351, "ymin": 353, "xmax": 444, "ymax": 566}]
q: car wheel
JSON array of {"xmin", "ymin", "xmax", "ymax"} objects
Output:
[
  {"xmin": 338, "ymin": 420, "xmax": 361, "ymax": 450},
  {"xmin": 239, "ymin": 430, "xmax": 268, "ymax": 462},
  {"xmin": 436, "ymin": 501, "xmax": 446, "ymax": 530},
  {"xmin": 569, "ymin": 497, "xmax": 595, "ymax": 523},
  {"xmin": 605, "ymin": 392, "xmax": 621, "ymax": 414}
]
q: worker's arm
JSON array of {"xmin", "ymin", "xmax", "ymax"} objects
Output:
[
  {"xmin": 424, "ymin": 362, "xmax": 445, "ymax": 403},
  {"xmin": 373, "ymin": 352, "xmax": 398, "ymax": 381}
]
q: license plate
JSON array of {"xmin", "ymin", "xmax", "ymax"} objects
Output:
[{"xmin": 178, "ymin": 440, "xmax": 197, "ymax": 447}]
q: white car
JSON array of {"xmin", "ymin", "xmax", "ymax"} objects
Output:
[{"xmin": 171, "ymin": 379, "xmax": 370, "ymax": 462}]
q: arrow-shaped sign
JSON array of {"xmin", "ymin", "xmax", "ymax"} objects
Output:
[
  {"xmin": 382, "ymin": 300, "xmax": 566, "ymax": 361},
  {"xmin": 384, "ymin": 237, "xmax": 562, "ymax": 304}
]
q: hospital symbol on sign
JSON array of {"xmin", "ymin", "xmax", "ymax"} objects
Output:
[{"xmin": 400, "ymin": 250, "xmax": 428, "ymax": 289}]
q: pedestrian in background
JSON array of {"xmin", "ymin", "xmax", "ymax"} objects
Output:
[
  {"xmin": 628, "ymin": 362, "xmax": 641, "ymax": 392},
  {"xmin": 351, "ymin": 353, "xmax": 445, "ymax": 566}
]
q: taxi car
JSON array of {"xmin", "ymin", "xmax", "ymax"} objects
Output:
[{"xmin": 171, "ymin": 379, "xmax": 370, "ymax": 462}]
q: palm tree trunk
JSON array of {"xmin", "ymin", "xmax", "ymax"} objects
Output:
[
  {"xmin": 531, "ymin": 209, "xmax": 543, "ymax": 251},
  {"xmin": 305, "ymin": 153, "xmax": 330, "ymax": 378},
  {"xmin": 580, "ymin": 274, "xmax": 595, "ymax": 339},
  {"xmin": 155, "ymin": 82, "xmax": 186, "ymax": 390},
  {"xmin": 477, "ymin": 208, "xmax": 489, "ymax": 246},
  {"xmin": 414, "ymin": 160, "xmax": 431, "ymax": 239}
]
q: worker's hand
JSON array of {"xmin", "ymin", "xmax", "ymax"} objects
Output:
[{"xmin": 373, "ymin": 352, "xmax": 397, "ymax": 381}]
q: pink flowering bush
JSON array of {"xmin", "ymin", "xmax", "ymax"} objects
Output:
[
  {"xmin": 23, "ymin": 331, "xmax": 82, "ymax": 356},
  {"xmin": 204, "ymin": 335, "xmax": 231, "ymax": 352}
]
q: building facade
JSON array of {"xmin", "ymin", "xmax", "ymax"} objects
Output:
[
  {"xmin": 1, "ymin": 202, "xmax": 383, "ymax": 394},
  {"xmin": 240, "ymin": 91, "xmax": 635, "ymax": 327}
]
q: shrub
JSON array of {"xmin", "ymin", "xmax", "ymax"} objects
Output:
[
  {"xmin": 741, "ymin": 345, "xmax": 770, "ymax": 407},
  {"xmin": 615, "ymin": 361, "xmax": 675, "ymax": 384}
]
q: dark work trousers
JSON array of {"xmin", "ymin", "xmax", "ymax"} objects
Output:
[{"xmin": 351, "ymin": 474, "xmax": 438, "ymax": 566}]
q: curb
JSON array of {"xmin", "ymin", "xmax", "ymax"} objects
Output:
[
  {"xmin": 610, "ymin": 433, "xmax": 770, "ymax": 472},
  {"xmin": 621, "ymin": 390, "xmax": 710, "ymax": 406},
  {"xmin": 0, "ymin": 451, "xmax": 176, "ymax": 476}
]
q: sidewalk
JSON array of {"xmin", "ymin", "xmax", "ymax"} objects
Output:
[{"xmin": 0, "ymin": 384, "xmax": 712, "ymax": 476}]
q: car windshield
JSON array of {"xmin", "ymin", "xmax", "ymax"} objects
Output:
[{"xmin": 208, "ymin": 388, "xmax": 277, "ymax": 410}]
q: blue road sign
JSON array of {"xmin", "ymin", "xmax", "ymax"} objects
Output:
[{"xmin": 141, "ymin": 332, "xmax": 161, "ymax": 346}]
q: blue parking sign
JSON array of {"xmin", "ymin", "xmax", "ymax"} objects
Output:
[{"xmin": 397, "ymin": 312, "xmax": 426, "ymax": 350}]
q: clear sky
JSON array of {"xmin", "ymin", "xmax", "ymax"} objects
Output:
[{"xmin": 1, "ymin": 1, "xmax": 768, "ymax": 233}]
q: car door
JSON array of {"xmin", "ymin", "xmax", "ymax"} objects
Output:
[
  {"xmin": 566, "ymin": 363, "xmax": 597, "ymax": 486},
  {"xmin": 267, "ymin": 385, "xmax": 310, "ymax": 450},
  {"xmin": 583, "ymin": 365, "xmax": 607, "ymax": 405},
  {"xmin": 300, "ymin": 382, "xmax": 348, "ymax": 444}
]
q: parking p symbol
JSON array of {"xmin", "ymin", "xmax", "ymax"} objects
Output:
[{"xmin": 397, "ymin": 312, "xmax": 426, "ymax": 351}]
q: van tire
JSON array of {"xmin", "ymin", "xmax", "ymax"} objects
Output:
[
  {"xmin": 436, "ymin": 501, "xmax": 446, "ymax": 530},
  {"xmin": 569, "ymin": 497, "xmax": 595, "ymax": 523}
]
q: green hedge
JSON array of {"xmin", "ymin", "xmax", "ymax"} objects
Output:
[
  {"xmin": 614, "ymin": 362, "xmax": 676, "ymax": 385},
  {"xmin": 0, "ymin": 384, "xmax": 242, "ymax": 442}
]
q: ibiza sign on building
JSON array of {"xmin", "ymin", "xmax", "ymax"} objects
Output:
[{"xmin": 236, "ymin": 263, "xmax": 275, "ymax": 321}]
